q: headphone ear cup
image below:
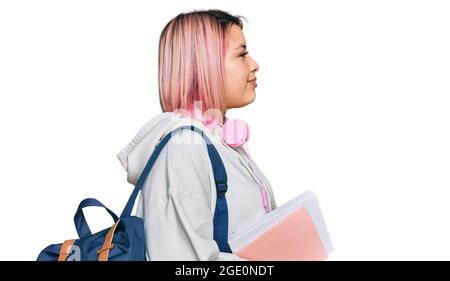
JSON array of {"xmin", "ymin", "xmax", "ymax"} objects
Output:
[{"xmin": 221, "ymin": 118, "xmax": 250, "ymax": 147}]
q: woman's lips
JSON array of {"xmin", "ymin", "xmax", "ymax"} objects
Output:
[{"xmin": 248, "ymin": 78, "xmax": 257, "ymax": 87}]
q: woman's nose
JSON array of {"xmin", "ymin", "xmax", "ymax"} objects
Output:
[{"xmin": 250, "ymin": 57, "xmax": 259, "ymax": 73}]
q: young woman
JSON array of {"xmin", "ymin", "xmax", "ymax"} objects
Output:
[{"xmin": 117, "ymin": 9, "xmax": 277, "ymax": 261}]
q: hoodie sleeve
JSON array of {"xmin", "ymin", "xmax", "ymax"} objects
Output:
[{"xmin": 135, "ymin": 129, "xmax": 248, "ymax": 261}]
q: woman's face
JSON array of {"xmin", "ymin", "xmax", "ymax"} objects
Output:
[{"xmin": 223, "ymin": 24, "xmax": 259, "ymax": 112}]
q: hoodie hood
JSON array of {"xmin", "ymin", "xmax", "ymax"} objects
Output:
[{"xmin": 117, "ymin": 112, "xmax": 223, "ymax": 185}]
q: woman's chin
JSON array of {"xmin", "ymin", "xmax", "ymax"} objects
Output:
[
  {"xmin": 241, "ymin": 92, "xmax": 256, "ymax": 107},
  {"xmin": 228, "ymin": 90, "xmax": 256, "ymax": 109},
  {"xmin": 247, "ymin": 89, "xmax": 256, "ymax": 103}
]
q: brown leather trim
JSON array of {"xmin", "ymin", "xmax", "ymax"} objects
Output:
[
  {"xmin": 58, "ymin": 239, "xmax": 76, "ymax": 261},
  {"xmin": 97, "ymin": 220, "xmax": 120, "ymax": 261}
]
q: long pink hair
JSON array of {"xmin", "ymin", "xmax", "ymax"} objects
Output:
[{"xmin": 158, "ymin": 10, "xmax": 245, "ymax": 116}]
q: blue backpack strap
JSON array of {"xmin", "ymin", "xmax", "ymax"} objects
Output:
[
  {"xmin": 120, "ymin": 125, "xmax": 232, "ymax": 253},
  {"xmin": 74, "ymin": 198, "xmax": 119, "ymax": 239}
]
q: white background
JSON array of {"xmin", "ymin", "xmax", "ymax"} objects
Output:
[{"xmin": 0, "ymin": 0, "xmax": 449, "ymax": 260}]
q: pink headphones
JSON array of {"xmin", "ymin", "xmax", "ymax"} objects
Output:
[
  {"xmin": 220, "ymin": 118, "xmax": 250, "ymax": 148},
  {"xmin": 185, "ymin": 104, "xmax": 250, "ymax": 148}
]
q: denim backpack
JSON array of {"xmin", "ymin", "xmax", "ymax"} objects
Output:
[{"xmin": 37, "ymin": 125, "xmax": 233, "ymax": 261}]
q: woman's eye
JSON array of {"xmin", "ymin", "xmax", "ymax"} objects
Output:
[{"xmin": 240, "ymin": 51, "xmax": 249, "ymax": 58}]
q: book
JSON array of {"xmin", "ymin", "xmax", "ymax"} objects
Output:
[{"xmin": 228, "ymin": 191, "xmax": 333, "ymax": 261}]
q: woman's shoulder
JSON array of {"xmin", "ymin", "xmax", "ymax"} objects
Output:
[{"xmin": 117, "ymin": 111, "xmax": 224, "ymax": 185}]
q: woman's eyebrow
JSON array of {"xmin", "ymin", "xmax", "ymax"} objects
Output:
[{"xmin": 234, "ymin": 44, "xmax": 247, "ymax": 50}]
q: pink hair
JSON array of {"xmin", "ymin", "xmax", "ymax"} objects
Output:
[{"xmin": 158, "ymin": 10, "xmax": 244, "ymax": 115}]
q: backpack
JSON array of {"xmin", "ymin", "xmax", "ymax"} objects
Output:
[{"xmin": 37, "ymin": 125, "xmax": 233, "ymax": 261}]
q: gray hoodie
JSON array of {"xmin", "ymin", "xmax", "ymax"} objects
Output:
[{"xmin": 117, "ymin": 112, "xmax": 277, "ymax": 261}]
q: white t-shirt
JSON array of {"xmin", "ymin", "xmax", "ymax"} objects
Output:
[{"xmin": 117, "ymin": 112, "xmax": 277, "ymax": 261}]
